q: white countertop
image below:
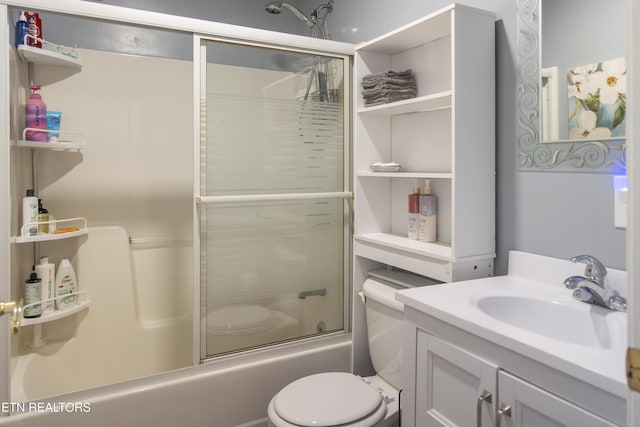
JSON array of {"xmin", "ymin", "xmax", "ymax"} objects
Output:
[{"xmin": 395, "ymin": 250, "xmax": 628, "ymax": 398}]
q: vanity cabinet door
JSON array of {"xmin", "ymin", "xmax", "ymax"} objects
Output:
[
  {"xmin": 413, "ymin": 331, "xmax": 498, "ymax": 427},
  {"xmin": 497, "ymin": 371, "xmax": 618, "ymax": 427}
]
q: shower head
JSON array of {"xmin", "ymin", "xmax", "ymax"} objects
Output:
[
  {"xmin": 265, "ymin": 1, "xmax": 313, "ymax": 27},
  {"xmin": 265, "ymin": 2, "xmax": 282, "ymax": 14}
]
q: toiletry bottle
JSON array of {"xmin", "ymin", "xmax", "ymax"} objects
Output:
[
  {"xmin": 25, "ymin": 85, "xmax": 47, "ymax": 141},
  {"xmin": 38, "ymin": 198, "xmax": 49, "ymax": 234},
  {"xmin": 418, "ymin": 179, "xmax": 437, "ymax": 243},
  {"xmin": 408, "ymin": 179, "xmax": 420, "ymax": 240},
  {"xmin": 35, "ymin": 256, "xmax": 55, "ymax": 315},
  {"xmin": 24, "ymin": 11, "xmax": 42, "ymax": 48},
  {"xmin": 55, "ymin": 259, "xmax": 78, "ymax": 310},
  {"xmin": 14, "ymin": 11, "xmax": 27, "ymax": 47},
  {"xmin": 23, "ymin": 267, "xmax": 42, "ymax": 318},
  {"xmin": 22, "ymin": 189, "xmax": 38, "ymax": 237}
]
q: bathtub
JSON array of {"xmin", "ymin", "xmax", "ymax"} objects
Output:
[{"xmin": 1, "ymin": 335, "xmax": 352, "ymax": 426}]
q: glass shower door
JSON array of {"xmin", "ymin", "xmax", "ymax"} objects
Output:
[{"xmin": 197, "ymin": 39, "xmax": 350, "ymax": 359}]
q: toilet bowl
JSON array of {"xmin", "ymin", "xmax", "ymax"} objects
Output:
[
  {"xmin": 267, "ymin": 372, "xmax": 399, "ymax": 427},
  {"xmin": 206, "ymin": 304, "xmax": 300, "ymax": 355},
  {"xmin": 267, "ymin": 269, "xmax": 437, "ymax": 427}
]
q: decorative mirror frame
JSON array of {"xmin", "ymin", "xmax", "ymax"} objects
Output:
[{"xmin": 516, "ymin": 0, "xmax": 626, "ymax": 172}]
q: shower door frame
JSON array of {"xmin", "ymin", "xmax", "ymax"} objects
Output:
[
  {"xmin": 192, "ymin": 34, "xmax": 353, "ymax": 363},
  {"xmin": 0, "ymin": 0, "xmax": 355, "ymax": 409}
]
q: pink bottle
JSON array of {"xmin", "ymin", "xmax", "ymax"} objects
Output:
[{"xmin": 25, "ymin": 85, "xmax": 47, "ymax": 142}]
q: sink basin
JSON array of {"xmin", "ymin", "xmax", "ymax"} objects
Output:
[{"xmin": 473, "ymin": 295, "xmax": 625, "ymax": 349}]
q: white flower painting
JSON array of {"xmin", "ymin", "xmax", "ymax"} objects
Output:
[{"xmin": 567, "ymin": 57, "xmax": 626, "ymax": 139}]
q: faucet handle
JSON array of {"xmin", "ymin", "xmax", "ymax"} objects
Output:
[{"xmin": 570, "ymin": 255, "xmax": 607, "ymax": 283}]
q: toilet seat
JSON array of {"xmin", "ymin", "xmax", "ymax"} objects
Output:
[{"xmin": 269, "ymin": 372, "xmax": 387, "ymax": 427}]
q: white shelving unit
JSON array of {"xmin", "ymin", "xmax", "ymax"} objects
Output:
[
  {"xmin": 12, "ymin": 37, "xmax": 89, "ymax": 331},
  {"xmin": 353, "ymin": 4, "xmax": 496, "ymax": 283}
]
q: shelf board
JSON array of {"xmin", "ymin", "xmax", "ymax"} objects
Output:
[
  {"xmin": 355, "ymin": 4, "xmax": 453, "ymax": 54},
  {"xmin": 17, "ymin": 44, "xmax": 82, "ymax": 67},
  {"xmin": 357, "ymin": 171, "xmax": 452, "ymax": 179},
  {"xmin": 13, "ymin": 227, "xmax": 88, "ymax": 244},
  {"xmin": 358, "ymin": 91, "xmax": 452, "ymax": 116},
  {"xmin": 22, "ymin": 300, "xmax": 90, "ymax": 326},
  {"xmin": 15, "ymin": 140, "xmax": 86, "ymax": 151},
  {"xmin": 355, "ymin": 232, "xmax": 453, "ymax": 260}
]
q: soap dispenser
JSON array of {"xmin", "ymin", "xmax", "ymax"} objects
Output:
[
  {"xmin": 418, "ymin": 179, "xmax": 437, "ymax": 243},
  {"xmin": 25, "ymin": 84, "xmax": 47, "ymax": 142}
]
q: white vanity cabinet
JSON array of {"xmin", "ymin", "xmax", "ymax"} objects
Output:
[
  {"xmin": 498, "ymin": 371, "xmax": 617, "ymax": 427},
  {"xmin": 353, "ymin": 4, "xmax": 496, "ymax": 283},
  {"xmin": 411, "ymin": 331, "xmax": 497, "ymax": 427},
  {"xmin": 401, "ymin": 307, "xmax": 625, "ymax": 427}
]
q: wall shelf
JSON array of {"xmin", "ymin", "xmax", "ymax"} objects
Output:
[
  {"xmin": 357, "ymin": 171, "xmax": 452, "ymax": 179},
  {"xmin": 17, "ymin": 38, "xmax": 82, "ymax": 68},
  {"xmin": 22, "ymin": 291, "xmax": 90, "ymax": 326},
  {"xmin": 13, "ymin": 217, "xmax": 88, "ymax": 243},
  {"xmin": 357, "ymin": 91, "xmax": 452, "ymax": 116}
]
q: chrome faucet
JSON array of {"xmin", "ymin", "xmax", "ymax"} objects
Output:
[{"xmin": 563, "ymin": 255, "xmax": 627, "ymax": 311}]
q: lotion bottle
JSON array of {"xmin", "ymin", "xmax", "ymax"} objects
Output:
[
  {"xmin": 55, "ymin": 259, "xmax": 77, "ymax": 310},
  {"xmin": 25, "ymin": 85, "xmax": 47, "ymax": 142},
  {"xmin": 418, "ymin": 179, "xmax": 437, "ymax": 243},
  {"xmin": 35, "ymin": 256, "xmax": 55, "ymax": 314},
  {"xmin": 23, "ymin": 267, "xmax": 42, "ymax": 318},
  {"xmin": 408, "ymin": 179, "xmax": 420, "ymax": 240},
  {"xmin": 22, "ymin": 189, "xmax": 38, "ymax": 237}
]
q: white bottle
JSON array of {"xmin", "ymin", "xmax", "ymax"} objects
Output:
[
  {"xmin": 22, "ymin": 189, "xmax": 38, "ymax": 237},
  {"xmin": 418, "ymin": 179, "xmax": 437, "ymax": 243},
  {"xmin": 55, "ymin": 259, "xmax": 78, "ymax": 310},
  {"xmin": 35, "ymin": 256, "xmax": 55, "ymax": 314}
]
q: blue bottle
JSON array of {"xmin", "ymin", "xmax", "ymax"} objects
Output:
[{"xmin": 15, "ymin": 11, "xmax": 27, "ymax": 47}]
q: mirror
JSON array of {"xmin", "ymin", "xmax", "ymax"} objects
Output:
[{"xmin": 516, "ymin": 0, "xmax": 627, "ymax": 171}]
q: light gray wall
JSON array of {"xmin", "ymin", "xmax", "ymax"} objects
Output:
[{"xmin": 65, "ymin": 0, "xmax": 624, "ymax": 274}]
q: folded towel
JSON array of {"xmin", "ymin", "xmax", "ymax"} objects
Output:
[{"xmin": 361, "ymin": 69, "xmax": 417, "ymax": 105}]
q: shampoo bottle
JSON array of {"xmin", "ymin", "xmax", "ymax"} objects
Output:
[
  {"xmin": 14, "ymin": 11, "xmax": 27, "ymax": 47},
  {"xmin": 55, "ymin": 259, "xmax": 77, "ymax": 310},
  {"xmin": 22, "ymin": 189, "xmax": 38, "ymax": 237},
  {"xmin": 418, "ymin": 179, "xmax": 437, "ymax": 243},
  {"xmin": 35, "ymin": 256, "xmax": 55, "ymax": 315},
  {"xmin": 408, "ymin": 179, "xmax": 420, "ymax": 240},
  {"xmin": 25, "ymin": 85, "xmax": 47, "ymax": 142},
  {"xmin": 23, "ymin": 267, "xmax": 42, "ymax": 318}
]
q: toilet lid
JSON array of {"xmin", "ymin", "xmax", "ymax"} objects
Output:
[
  {"xmin": 273, "ymin": 372, "xmax": 384, "ymax": 426},
  {"xmin": 207, "ymin": 305, "xmax": 274, "ymax": 334}
]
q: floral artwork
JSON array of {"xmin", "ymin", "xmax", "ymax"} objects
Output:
[{"xmin": 567, "ymin": 57, "xmax": 626, "ymax": 140}]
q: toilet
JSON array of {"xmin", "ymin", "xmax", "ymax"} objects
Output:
[{"xmin": 268, "ymin": 270, "xmax": 434, "ymax": 427}]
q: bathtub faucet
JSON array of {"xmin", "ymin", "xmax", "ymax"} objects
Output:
[{"xmin": 298, "ymin": 288, "xmax": 327, "ymax": 299}]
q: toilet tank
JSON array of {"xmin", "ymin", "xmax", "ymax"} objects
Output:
[{"xmin": 363, "ymin": 270, "xmax": 439, "ymax": 390}]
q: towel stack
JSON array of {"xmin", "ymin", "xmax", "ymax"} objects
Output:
[{"xmin": 361, "ymin": 69, "xmax": 417, "ymax": 106}]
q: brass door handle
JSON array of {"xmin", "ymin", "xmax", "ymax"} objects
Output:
[{"xmin": 0, "ymin": 300, "xmax": 23, "ymax": 334}]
